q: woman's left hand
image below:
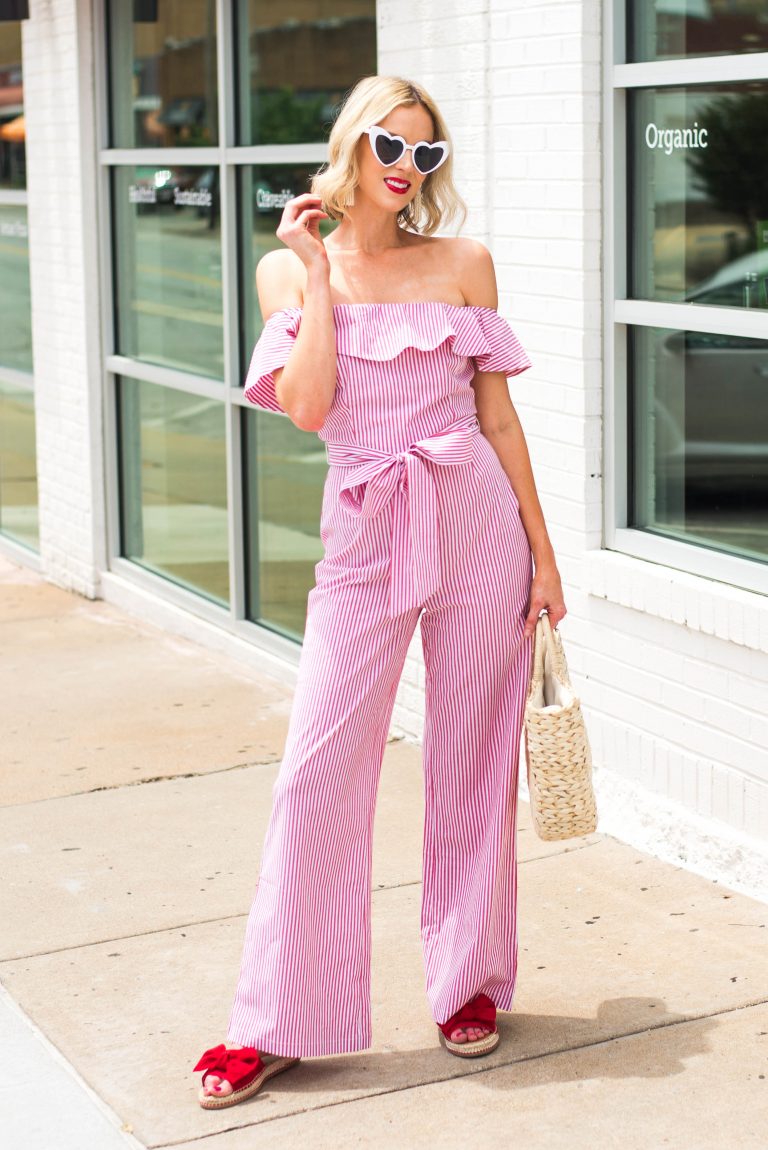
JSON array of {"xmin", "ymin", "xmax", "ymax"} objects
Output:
[{"xmin": 523, "ymin": 562, "xmax": 567, "ymax": 639}]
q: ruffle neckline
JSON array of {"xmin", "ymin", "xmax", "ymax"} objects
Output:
[{"xmin": 266, "ymin": 301, "xmax": 507, "ymax": 363}]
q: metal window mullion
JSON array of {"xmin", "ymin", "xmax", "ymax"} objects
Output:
[
  {"xmin": 0, "ymin": 190, "xmax": 27, "ymax": 206},
  {"xmin": 614, "ymin": 51, "xmax": 768, "ymax": 89},
  {"xmin": 0, "ymin": 365, "xmax": 34, "ymax": 391},
  {"xmin": 99, "ymin": 148, "xmax": 222, "ymax": 167},
  {"xmin": 226, "ymin": 144, "xmax": 329, "ymax": 165},
  {"xmin": 217, "ymin": 0, "xmax": 246, "ymax": 620},
  {"xmin": 615, "ymin": 299, "xmax": 768, "ymax": 340},
  {"xmin": 105, "ymin": 354, "xmax": 227, "ymax": 400}
]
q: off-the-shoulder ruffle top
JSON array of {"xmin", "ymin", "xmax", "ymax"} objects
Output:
[
  {"xmin": 244, "ymin": 302, "xmax": 531, "ymax": 453},
  {"xmin": 244, "ymin": 302, "xmax": 532, "ymax": 615}
]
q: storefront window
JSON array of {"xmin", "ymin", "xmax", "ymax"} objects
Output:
[
  {"xmin": 0, "ymin": 22, "xmax": 24, "ymax": 190},
  {"xmin": 118, "ymin": 378, "xmax": 229, "ymax": 604},
  {"xmin": 236, "ymin": 0, "xmax": 376, "ymax": 145},
  {"xmin": 104, "ymin": 1, "xmax": 378, "ymax": 635},
  {"xmin": 107, "ymin": 0, "xmax": 218, "ymax": 149},
  {"xmin": 113, "ymin": 165, "xmax": 223, "ymax": 379},
  {"xmin": 244, "ymin": 410, "xmax": 325, "ymax": 639},
  {"xmin": 0, "ymin": 20, "xmax": 37, "ymax": 555},
  {"xmin": 630, "ymin": 82, "xmax": 768, "ymax": 309},
  {"xmin": 628, "ymin": 0, "xmax": 768, "ymax": 62},
  {"xmin": 0, "ymin": 381, "xmax": 38, "ymax": 551},
  {"xmin": 0, "ymin": 202, "xmax": 31, "ymax": 372},
  {"xmin": 631, "ymin": 325, "xmax": 768, "ymax": 563}
]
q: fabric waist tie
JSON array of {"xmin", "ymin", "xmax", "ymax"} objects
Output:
[{"xmin": 325, "ymin": 415, "xmax": 481, "ymax": 616}]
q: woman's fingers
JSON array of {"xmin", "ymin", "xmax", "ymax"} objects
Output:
[{"xmin": 275, "ymin": 196, "xmax": 329, "ymax": 263}]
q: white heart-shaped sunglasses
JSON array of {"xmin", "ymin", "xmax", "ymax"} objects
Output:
[{"xmin": 363, "ymin": 126, "xmax": 450, "ymax": 175}]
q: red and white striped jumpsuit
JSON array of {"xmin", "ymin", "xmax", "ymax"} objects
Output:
[{"xmin": 227, "ymin": 301, "xmax": 533, "ymax": 1057}]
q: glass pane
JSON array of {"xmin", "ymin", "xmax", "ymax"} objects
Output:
[
  {"xmin": 244, "ymin": 409, "xmax": 325, "ymax": 640},
  {"xmin": 118, "ymin": 377, "xmax": 229, "ymax": 604},
  {"xmin": 107, "ymin": 0, "xmax": 218, "ymax": 148},
  {"xmin": 0, "ymin": 203, "xmax": 31, "ymax": 372},
  {"xmin": 113, "ymin": 165, "xmax": 223, "ymax": 379},
  {"xmin": 628, "ymin": 0, "xmax": 768, "ymax": 62},
  {"xmin": 0, "ymin": 22, "xmax": 25, "ymax": 190},
  {"xmin": 236, "ymin": 0, "xmax": 376, "ymax": 145},
  {"xmin": 0, "ymin": 381, "xmax": 38, "ymax": 551},
  {"xmin": 631, "ymin": 325, "xmax": 768, "ymax": 564},
  {"xmin": 630, "ymin": 83, "xmax": 768, "ymax": 309},
  {"xmin": 239, "ymin": 164, "xmax": 336, "ymax": 363}
]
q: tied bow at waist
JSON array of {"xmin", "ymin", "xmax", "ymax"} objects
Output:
[{"xmin": 325, "ymin": 416, "xmax": 480, "ymax": 616}]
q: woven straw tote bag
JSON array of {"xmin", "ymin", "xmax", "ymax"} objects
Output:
[{"xmin": 524, "ymin": 613, "xmax": 598, "ymax": 841}]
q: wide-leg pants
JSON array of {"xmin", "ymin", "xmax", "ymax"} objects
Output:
[{"xmin": 226, "ymin": 442, "xmax": 533, "ymax": 1058}]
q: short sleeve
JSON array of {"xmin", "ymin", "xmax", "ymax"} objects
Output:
[
  {"xmin": 468, "ymin": 307, "xmax": 532, "ymax": 377},
  {"xmin": 243, "ymin": 307, "xmax": 302, "ymax": 413}
]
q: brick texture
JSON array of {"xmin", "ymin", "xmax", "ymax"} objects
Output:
[
  {"xmin": 380, "ymin": 0, "xmax": 768, "ymax": 896},
  {"xmin": 23, "ymin": 0, "xmax": 104, "ymax": 597}
]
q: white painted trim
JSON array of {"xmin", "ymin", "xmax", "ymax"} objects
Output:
[
  {"xmin": 615, "ymin": 51, "xmax": 768, "ymax": 88},
  {"xmin": 100, "ymin": 568, "xmax": 301, "ymax": 689},
  {"xmin": 587, "ymin": 764, "xmax": 768, "ymax": 905},
  {"xmin": 612, "ymin": 528, "xmax": 768, "ymax": 598},
  {"xmin": 585, "ymin": 548, "xmax": 768, "ymax": 651},
  {"xmin": 0, "ymin": 534, "xmax": 41, "ymax": 569}
]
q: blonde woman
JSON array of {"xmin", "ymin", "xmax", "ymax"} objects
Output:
[{"xmin": 193, "ymin": 75, "xmax": 566, "ymax": 1109}]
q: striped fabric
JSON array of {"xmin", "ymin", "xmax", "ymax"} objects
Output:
[{"xmin": 228, "ymin": 302, "xmax": 534, "ymax": 1057}]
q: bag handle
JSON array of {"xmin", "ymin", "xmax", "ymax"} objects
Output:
[{"xmin": 536, "ymin": 612, "xmax": 571, "ymax": 688}]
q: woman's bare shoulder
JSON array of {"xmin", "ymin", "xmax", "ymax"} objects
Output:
[{"xmin": 255, "ymin": 248, "xmax": 306, "ymax": 318}]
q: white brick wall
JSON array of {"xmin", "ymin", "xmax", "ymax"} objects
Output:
[
  {"xmin": 381, "ymin": 0, "xmax": 768, "ymax": 901},
  {"xmin": 23, "ymin": 0, "xmax": 104, "ymax": 597}
]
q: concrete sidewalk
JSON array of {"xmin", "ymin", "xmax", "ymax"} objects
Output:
[{"xmin": 1, "ymin": 554, "xmax": 766, "ymax": 1150}]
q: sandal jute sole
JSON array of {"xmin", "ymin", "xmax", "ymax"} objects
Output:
[
  {"xmin": 198, "ymin": 1055, "xmax": 300, "ymax": 1109},
  {"xmin": 440, "ymin": 1029, "xmax": 500, "ymax": 1058}
]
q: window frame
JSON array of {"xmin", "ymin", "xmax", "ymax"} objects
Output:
[
  {"xmin": 94, "ymin": 0, "xmax": 354, "ymax": 658},
  {"xmin": 0, "ymin": 20, "xmax": 38, "ymax": 562},
  {"xmin": 602, "ymin": 0, "xmax": 768, "ymax": 598}
]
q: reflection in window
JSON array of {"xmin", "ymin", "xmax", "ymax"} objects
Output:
[
  {"xmin": 113, "ymin": 166, "xmax": 223, "ymax": 379},
  {"xmin": 631, "ymin": 325, "xmax": 768, "ymax": 564},
  {"xmin": 630, "ymin": 83, "xmax": 768, "ymax": 309},
  {"xmin": 243, "ymin": 409, "xmax": 325, "ymax": 639},
  {"xmin": 628, "ymin": 0, "xmax": 768, "ymax": 62},
  {"xmin": 0, "ymin": 203, "xmax": 31, "ymax": 372},
  {"xmin": 108, "ymin": 0, "xmax": 218, "ymax": 148},
  {"xmin": 239, "ymin": 164, "xmax": 336, "ymax": 363},
  {"xmin": 0, "ymin": 21, "xmax": 24, "ymax": 190},
  {"xmin": 118, "ymin": 378, "xmax": 229, "ymax": 604},
  {"xmin": 0, "ymin": 382, "xmax": 38, "ymax": 551},
  {"xmin": 237, "ymin": 1, "xmax": 376, "ymax": 145}
]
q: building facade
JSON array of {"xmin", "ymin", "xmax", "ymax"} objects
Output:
[{"xmin": 1, "ymin": 0, "xmax": 766, "ymax": 899}]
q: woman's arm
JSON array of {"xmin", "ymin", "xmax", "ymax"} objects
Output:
[
  {"xmin": 460, "ymin": 240, "xmax": 567, "ymax": 637},
  {"xmin": 256, "ymin": 194, "xmax": 337, "ymax": 432}
]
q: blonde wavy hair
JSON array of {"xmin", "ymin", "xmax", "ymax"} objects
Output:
[{"xmin": 311, "ymin": 76, "xmax": 466, "ymax": 236}]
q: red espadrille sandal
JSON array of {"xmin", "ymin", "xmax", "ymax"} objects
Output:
[
  {"xmin": 437, "ymin": 993, "xmax": 500, "ymax": 1058},
  {"xmin": 194, "ymin": 1043, "xmax": 299, "ymax": 1110}
]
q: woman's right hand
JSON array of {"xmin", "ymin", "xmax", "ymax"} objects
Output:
[{"xmin": 276, "ymin": 194, "xmax": 330, "ymax": 270}]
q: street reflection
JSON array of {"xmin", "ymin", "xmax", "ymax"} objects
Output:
[
  {"xmin": 114, "ymin": 166, "xmax": 223, "ymax": 380},
  {"xmin": 633, "ymin": 326, "xmax": 768, "ymax": 562},
  {"xmin": 119, "ymin": 379, "xmax": 229, "ymax": 604}
]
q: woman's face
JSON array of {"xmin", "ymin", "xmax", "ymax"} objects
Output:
[{"xmin": 354, "ymin": 101, "xmax": 437, "ymax": 215}]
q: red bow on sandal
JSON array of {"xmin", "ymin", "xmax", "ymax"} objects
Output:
[
  {"xmin": 438, "ymin": 993, "xmax": 500, "ymax": 1058},
  {"xmin": 193, "ymin": 1043, "xmax": 299, "ymax": 1110}
]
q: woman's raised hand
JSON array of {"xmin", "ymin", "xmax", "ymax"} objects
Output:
[{"xmin": 276, "ymin": 194, "xmax": 330, "ymax": 269}]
